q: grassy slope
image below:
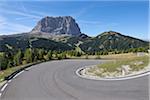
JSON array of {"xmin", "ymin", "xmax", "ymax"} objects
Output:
[
  {"xmin": 0, "ymin": 66, "xmax": 20, "ymax": 81},
  {"xmin": 97, "ymin": 54, "xmax": 149, "ymax": 72}
]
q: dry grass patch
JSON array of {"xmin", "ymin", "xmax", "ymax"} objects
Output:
[{"xmin": 86, "ymin": 54, "xmax": 149, "ymax": 77}]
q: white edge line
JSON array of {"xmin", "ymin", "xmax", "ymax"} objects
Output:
[
  {"xmin": 8, "ymin": 80, "xmax": 12, "ymax": 83},
  {"xmin": 1, "ymin": 83, "xmax": 8, "ymax": 92},
  {"xmin": 0, "ymin": 64, "xmax": 36, "ymax": 97},
  {"xmin": 0, "ymin": 70, "xmax": 25, "ymax": 97},
  {"xmin": 76, "ymin": 67, "xmax": 150, "ymax": 81},
  {"xmin": 25, "ymin": 67, "xmax": 32, "ymax": 70},
  {"xmin": 13, "ymin": 70, "xmax": 24, "ymax": 79}
]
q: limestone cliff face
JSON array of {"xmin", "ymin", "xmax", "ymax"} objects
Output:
[{"xmin": 31, "ymin": 16, "xmax": 81, "ymax": 36}]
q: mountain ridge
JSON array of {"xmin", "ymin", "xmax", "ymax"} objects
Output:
[{"xmin": 0, "ymin": 16, "xmax": 149, "ymax": 53}]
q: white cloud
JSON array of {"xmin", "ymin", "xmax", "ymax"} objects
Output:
[
  {"xmin": 6, "ymin": 23, "xmax": 31, "ymax": 32},
  {"xmin": 0, "ymin": 1, "xmax": 57, "ymax": 22},
  {"xmin": 0, "ymin": 22, "xmax": 32, "ymax": 35},
  {"xmin": 0, "ymin": 15, "xmax": 32, "ymax": 35},
  {"xmin": 0, "ymin": 1, "xmax": 43, "ymax": 20},
  {"xmin": 71, "ymin": 5, "xmax": 94, "ymax": 19},
  {"xmin": 0, "ymin": 2, "xmax": 42, "ymax": 35},
  {"xmin": 0, "ymin": 9, "xmax": 41, "ymax": 19}
]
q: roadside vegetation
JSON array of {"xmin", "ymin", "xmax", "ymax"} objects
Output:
[
  {"xmin": 97, "ymin": 55, "xmax": 149, "ymax": 72},
  {"xmin": 86, "ymin": 54, "xmax": 149, "ymax": 77},
  {"xmin": 0, "ymin": 47, "xmax": 149, "ymax": 81},
  {"xmin": 0, "ymin": 49, "xmax": 84, "ymax": 81}
]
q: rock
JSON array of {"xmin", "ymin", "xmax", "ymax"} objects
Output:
[
  {"xmin": 30, "ymin": 16, "xmax": 81, "ymax": 36},
  {"xmin": 121, "ymin": 65, "xmax": 131, "ymax": 75},
  {"xmin": 134, "ymin": 61, "xmax": 144, "ymax": 66}
]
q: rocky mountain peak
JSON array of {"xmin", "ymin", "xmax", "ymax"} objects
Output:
[{"xmin": 30, "ymin": 16, "xmax": 81, "ymax": 36}]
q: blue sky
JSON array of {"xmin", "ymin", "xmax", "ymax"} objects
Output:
[{"xmin": 0, "ymin": 0, "xmax": 149, "ymax": 40}]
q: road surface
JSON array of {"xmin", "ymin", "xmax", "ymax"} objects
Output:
[{"xmin": 1, "ymin": 60, "xmax": 149, "ymax": 100}]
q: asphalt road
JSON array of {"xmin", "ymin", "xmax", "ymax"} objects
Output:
[{"xmin": 1, "ymin": 60, "xmax": 149, "ymax": 100}]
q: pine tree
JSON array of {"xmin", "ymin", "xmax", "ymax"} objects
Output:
[
  {"xmin": 32, "ymin": 49, "xmax": 39, "ymax": 62},
  {"xmin": 38, "ymin": 49, "xmax": 45, "ymax": 60},
  {"xmin": 0, "ymin": 53, "xmax": 8, "ymax": 70},
  {"xmin": 24, "ymin": 48, "xmax": 33, "ymax": 63},
  {"xmin": 13, "ymin": 50, "xmax": 22, "ymax": 66},
  {"xmin": 7, "ymin": 60, "xmax": 13, "ymax": 68}
]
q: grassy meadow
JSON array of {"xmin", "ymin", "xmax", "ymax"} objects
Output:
[{"xmin": 86, "ymin": 53, "xmax": 149, "ymax": 77}]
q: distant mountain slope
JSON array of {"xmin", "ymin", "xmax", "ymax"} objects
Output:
[
  {"xmin": 80, "ymin": 31, "xmax": 149, "ymax": 53},
  {"xmin": 0, "ymin": 33, "xmax": 30, "ymax": 52},
  {"xmin": 0, "ymin": 31, "xmax": 148, "ymax": 53},
  {"xmin": 0, "ymin": 34, "xmax": 73, "ymax": 53},
  {"xmin": 30, "ymin": 37, "xmax": 73, "ymax": 51},
  {"xmin": 0, "ymin": 16, "xmax": 149, "ymax": 53}
]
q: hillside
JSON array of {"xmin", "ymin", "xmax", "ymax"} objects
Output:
[
  {"xmin": 0, "ymin": 34, "xmax": 73, "ymax": 53},
  {"xmin": 0, "ymin": 16, "xmax": 149, "ymax": 54},
  {"xmin": 0, "ymin": 31, "xmax": 149, "ymax": 54},
  {"xmin": 80, "ymin": 31, "xmax": 149, "ymax": 53}
]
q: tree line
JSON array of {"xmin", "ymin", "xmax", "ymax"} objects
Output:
[
  {"xmin": 86, "ymin": 47, "xmax": 149, "ymax": 55},
  {"xmin": 0, "ymin": 47, "xmax": 149, "ymax": 71},
  {"xmin": 0, "ymin": 48, "xmax": 83, "ymax": 71}
]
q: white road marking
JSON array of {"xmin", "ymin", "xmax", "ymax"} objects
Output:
[
  {"xmin": 13, "ymin": 70, "xmax": 24, "ymax": 79},
  {"xmin": 0, "ymin": 93, "xmax": 2, "ymax": 97},
  {"xmin": 8, "ymin": 80, "xmax": 12, "ymax": 83},
  {"xmin": 25, "ymin": 67, "xmax": 32, "ymax": 70},
  {"xmin": 1, "ymin": 83, "xmax": 8, "ymax": 92}
]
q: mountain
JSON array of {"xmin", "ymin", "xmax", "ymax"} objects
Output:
[
  {"xmin": 0, "ymin": 31, "xmax": 148, "ymax": 54},
  {"xmin": 79, "ymin": 31, "xmax": 149, "ymax": 53},
  {"xmin": 0, "ymin": 16, "xmax": 149, "ymax": 54},
  {"xmin": 30, "ymin": 16, "xmax": 81, "ymax": 36}
]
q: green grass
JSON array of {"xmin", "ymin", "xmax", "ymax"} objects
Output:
[
  {"xmin": 0, "ymin": 62, "xmax": 39, "ymax": 82},
  {"xmin": 0, "ymin": 66, "xmax": 20, "ymax": 81},
  {"xmin": 96, "ymin": 55, "xmax": 149, "ymax": 72}
]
